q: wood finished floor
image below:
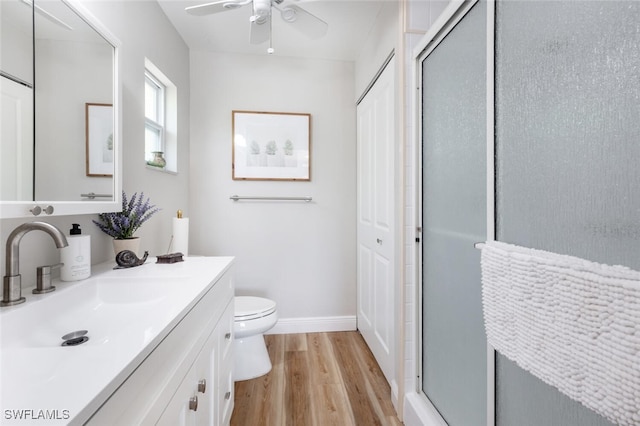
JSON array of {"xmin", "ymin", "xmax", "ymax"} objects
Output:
[{"xmin": 231, "ymin": 331, "xmax": 403, "ymax": 426}]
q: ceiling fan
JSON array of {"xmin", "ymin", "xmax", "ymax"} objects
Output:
[{"xmin": 185, "ymin": 0, "xmax": 328, "ymax": 54}]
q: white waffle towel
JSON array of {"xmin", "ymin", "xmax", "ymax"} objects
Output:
[{"xmin": 481, "ymin": 241, "xmax": 640, "ymax": 426}]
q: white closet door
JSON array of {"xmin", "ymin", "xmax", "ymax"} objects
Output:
[{"xmin": 356, "ymin": 57, "xmax": 395, "ymax": 383}]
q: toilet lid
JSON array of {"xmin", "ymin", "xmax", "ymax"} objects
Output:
[{"xmin": 234, "ymin": 296, "xmax": 277, "ymax": 321}]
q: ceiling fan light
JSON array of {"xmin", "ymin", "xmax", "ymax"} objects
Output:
[
  {"xmin": 254, "ymin": 15, "xmax": 268, "ymax": 24},
  {"xmin": 281, "ymin": 7, "xmax": 297, "ymax": 23}
]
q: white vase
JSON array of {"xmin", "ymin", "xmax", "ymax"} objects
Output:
[{"xmin": 112, "ymin": 237, "xmax": 140, "ymax": 256}]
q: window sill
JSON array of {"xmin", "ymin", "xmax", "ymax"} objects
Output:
[{"xmin": 146, "ymin": 164, "xmax": 178, "ymax": 175}]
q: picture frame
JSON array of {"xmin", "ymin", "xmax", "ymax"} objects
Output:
[
  {"xmin": 232, "ymin": 110, "xmax": 311, "ymax": 181},
  {"xmin": 85, "ymin": 103, "xmax": 114, "ymax": 177}
]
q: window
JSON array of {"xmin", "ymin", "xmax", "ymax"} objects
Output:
[
  {"xmin": 145, "ymin": 71, "xmax": 165, "ymax": 164},
  {"xmin": 144, "ymin": 59, "xmax": 177, "ymax": 172}
]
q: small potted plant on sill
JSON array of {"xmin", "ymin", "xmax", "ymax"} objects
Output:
[
  {"xmin": 147, "ymin": 151, "xmax": 166, "ymax": 168},
  {"xmin": 93, "ymin": 191, "xmax": 160, "ymax": 256}
]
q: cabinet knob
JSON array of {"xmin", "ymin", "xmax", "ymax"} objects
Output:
[
  {"xmin": 189, "ymin": 395, "xmax": 198, "ymax": 411},
  {"xmin": 225, "ymin": 391, "xmax": 231, "ymax": 400},
  {"xmin": 197, "ymin": 379, "xmax": 206, "ymax": 393},
  {"xmin": 225, "ymin": 332, "xmax": 231, "ymax": 340}
]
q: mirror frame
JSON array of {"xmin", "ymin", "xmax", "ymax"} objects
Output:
[{"xmin": 0, "ymin": 0, "xmax": 122, "ymax": 219}]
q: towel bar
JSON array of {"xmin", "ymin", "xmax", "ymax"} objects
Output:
[
  {"xmin": 81, "ymin": 193, "xmax": 113, "ymax": 199},
  {"xmin": 230, "ymin": 195, "xmax": 312, "ymax": 202}
]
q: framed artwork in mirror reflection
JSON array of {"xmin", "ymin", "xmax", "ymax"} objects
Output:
[
  {"xmin": 232, "ymin": 110, "xmax": 311, "ymax": 181},
  {"xmin": 86, "ymin": 103, "xmax": 114, "ymax": 177}
]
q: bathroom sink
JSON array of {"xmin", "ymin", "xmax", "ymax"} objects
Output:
[
  {"xmin": 0, "ymin": 256, "xmax": 234, "ymax": 425},
  {"xmin": 0, "ymin": 275, "xmax": 187, "ymax": 349},
  {"xmin": 95, "ymin": 275, "xmax": 187, "ymax": 304}
]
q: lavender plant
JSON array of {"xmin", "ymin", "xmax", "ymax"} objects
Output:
[{"xmin": 93, "ymin": 191, "xmax": 160, "ymax": 239}]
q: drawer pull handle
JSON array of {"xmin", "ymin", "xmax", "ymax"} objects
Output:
[
  {"xmin": 224, "ymin": 391, "xmax": 231, "ymax": 400},
  {"xmin": 225, "ymin": 332, "xmax": 231, "ymax": 340},
  {"xmin": 189, "ymin": 395, "xmax": 198, "ymax": 411},
  {"xmin": 198, "ymin": 379, "xmax": 206, "ymax": 393}
]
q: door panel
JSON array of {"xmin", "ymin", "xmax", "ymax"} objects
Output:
[
  {"xmin": 420, "ymin": 2, "xmax": 487, "ymax": 425},
  {"xmin": 357, "ymin": 57, "xmax": 395, "ymax": 383},
  {"xmin": 0, "ymin": 79, "xmax": 33, "ymax": 201},
  {"xmin": 495, "ymin": 1, "xmax": 640, "ymax": 425}
]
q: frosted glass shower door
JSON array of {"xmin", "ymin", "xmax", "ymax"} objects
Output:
[
  {"xmin": 420, "ymin": 2, "xmax": 487, "ymax": 425},
  {"xmin": 495, "ymin": 1, "xmax": 640, "ymax": 425}
]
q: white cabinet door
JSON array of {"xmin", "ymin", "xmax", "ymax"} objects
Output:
[
  {"xmin": 157, "ymin": 302, "xmax": 235, "ymax": 426},
  {"xmin": 216, "ymin": 301, "xmax": 234, "ymax": 426},
  {"xmin": 195, "ymin": 331, "xmax": 216, "ymax": 426},
  {"xmin": 156, "ymin": 365, "xmax": 198, "ymax": 426},
  {"xmin": 157, "ymin": 330, "xmax": 217, "ymax": 426},
  {"xmin": 356, "ymin": 57, "xmax": 396, "ymax": 383}
]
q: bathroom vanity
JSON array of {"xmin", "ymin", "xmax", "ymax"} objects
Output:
[{"xmin": 0, "ymin": 256, "xmax": 234, "ymax": 425}]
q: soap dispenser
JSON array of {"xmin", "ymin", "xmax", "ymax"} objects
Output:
[{"xmin": 60, "ymin": 223, "xmax": 91, "ymax": 281}]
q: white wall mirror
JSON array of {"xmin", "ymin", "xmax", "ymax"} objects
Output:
[{"xmin": 0, "ymin": 0, "xmax": 121, "ymax": 218}]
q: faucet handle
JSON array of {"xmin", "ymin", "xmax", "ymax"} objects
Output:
[{"xmin": 33, "ymin": 263, "xmax": 63, "ymax": 294}]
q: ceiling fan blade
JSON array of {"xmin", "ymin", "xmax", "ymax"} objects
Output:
[
  {"xmin": 277, "ymin": 4, "xmax": 327, "ymax": 39},
  {"xmin": 185, "ymin": 0, "xmax": 249, "ymax": 16},
  {"xmin": 250, "ymin": 15, "xmax": 270, "ymax": 44}
]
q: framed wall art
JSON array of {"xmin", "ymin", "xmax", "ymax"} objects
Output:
[
  {"xmin": 85, "ymin": 103, "xmax": 114, "ymax": 177},
  {"xmin": 232, "ymin": 110, "xmax": 311, "ymax": 181}
]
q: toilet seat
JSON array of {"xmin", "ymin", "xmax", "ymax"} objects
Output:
[{"xmin": 234, "ymin": 296, "xmax": 276, "ymax": 321}]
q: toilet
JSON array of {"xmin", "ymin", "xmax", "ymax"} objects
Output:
[{"xmin": 233, "ymin": 296, "xmax": 278, "ymax": 381}]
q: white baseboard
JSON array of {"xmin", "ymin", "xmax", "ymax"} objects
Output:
[
  {"xmin": 391, "ymin": 379, "xmax": 400, "ymax": 417},
  {"xmin": 266, "ymin": 315, "xmax": 357, "ymax": 335},
  {"xmin": 403, "ymin": 391, "xmax": 447, "ymax": 426}
]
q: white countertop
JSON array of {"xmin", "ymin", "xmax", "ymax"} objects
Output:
[{"xmin": 0, "ymin": 256, "xmax": 234, "ymax": 425}]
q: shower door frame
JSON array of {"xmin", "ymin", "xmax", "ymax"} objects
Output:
[{"xmin": 413, "ymin": 0, "xmax": 496, "ymax": 424}]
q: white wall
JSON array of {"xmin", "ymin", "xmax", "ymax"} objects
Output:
[
  {"xmin": 1, "ymin": 1, "xmax": 32, "ymax": 85},
  {"xmin": 0, "ymin": 0, "xmax": 190, "ymax": 285},
  {"xmin": 189, "ymin": 51, "xmax": 356, "ymax": 327},
  {"xmin": 354, "ymin": 2, "xmax": 399, "ymax": 100},
  {"xmin": 82, "ymin": 0, "xmax": 191, "ymax": 256}
]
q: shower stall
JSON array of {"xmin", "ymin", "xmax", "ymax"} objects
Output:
[{"xmin": 416, "ymin": 1, "xmax": 640, "ymax": 425}]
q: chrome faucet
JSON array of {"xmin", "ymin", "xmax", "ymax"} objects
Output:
[{"xmin": 2, "ymin": 222, "xmax": 68, "ymax": 307}]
